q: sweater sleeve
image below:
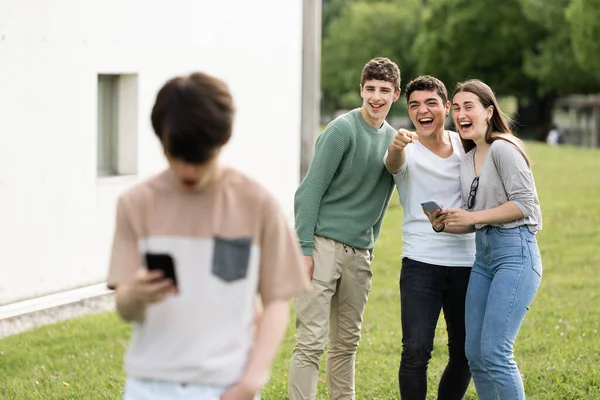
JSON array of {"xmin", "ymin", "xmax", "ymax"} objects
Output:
[
  {"xmin": 369, "ymin": 179, "xmax": 395, "ymax": 260},
  {"xmin": 491, "ymin": 140, "xmax": 537, "ymax": 218},
  {"xmin": 294, "ymin": 124, "xmax": 349, "ymax": 256}
]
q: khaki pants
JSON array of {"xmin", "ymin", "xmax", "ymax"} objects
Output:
[{"xmin": 288, "ymin": 236, "xmax": 372, "ymax": 400}]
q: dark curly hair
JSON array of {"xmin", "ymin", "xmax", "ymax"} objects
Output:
[
  {"xmin": 360, "ymin": 57, "xmax": 401, "ymax": 91},
  {"xmin": 405, "ymin": 75, "xmax": 448, "ymax": 105}
]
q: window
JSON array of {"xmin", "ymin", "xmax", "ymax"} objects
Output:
[
  {"xmin": 97, "ymin": 75, "xmax": 118, "ymax": 175},
  {"xmin": 97, "ymin": 74, "xmax": 138, "ymax": 177}
]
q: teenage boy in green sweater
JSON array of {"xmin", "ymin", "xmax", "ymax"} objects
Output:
[{"xmin": 289, "ymin": 57, "xmax": 410, "ymax": 400}]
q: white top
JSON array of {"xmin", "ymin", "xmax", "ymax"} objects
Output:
[{"xmin": 387, "ymin": 131, "xmax": 476, "ymax": 267}]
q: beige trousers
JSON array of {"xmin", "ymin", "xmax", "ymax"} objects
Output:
[{"xmin": 288, "ymin": 236, "xmax": 372, "ymax": 400}]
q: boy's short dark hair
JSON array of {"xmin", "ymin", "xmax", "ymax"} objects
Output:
[
  {"xmin": 151, "ymin": 72, "xmax": 235, "ymax": 164},
  {"xmin": 360, "ymin": 57, "xmax": 401, "ymax": 91},
  {"xmin": 405, "ymin": 75, "xmax": 448, "ymax": 105}
]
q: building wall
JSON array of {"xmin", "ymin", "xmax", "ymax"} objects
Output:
[{"xmin": 0, "ymin": 0, "xmax": 303, "ymax": 305}]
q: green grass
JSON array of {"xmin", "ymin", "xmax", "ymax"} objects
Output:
[
  {"xmin": 1, "ymin": 142, "xmax": 599, "ymax": 399},
  {"xmin": 0, "ymin": 313, "xmax": 129, "ymax": 399}
]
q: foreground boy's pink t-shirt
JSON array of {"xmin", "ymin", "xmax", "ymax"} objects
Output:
[{"xmin": 107, "ymin": 167, "xmax": 308, "ymax": 387}]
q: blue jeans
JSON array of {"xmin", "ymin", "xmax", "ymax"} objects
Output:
[
  {"xmin": 399, "ymin": 258, "xmax": 472, "ymax": 400},
  {"xmin": 465, "ymin": 226, "xmax": 542, "ymax": 400}
]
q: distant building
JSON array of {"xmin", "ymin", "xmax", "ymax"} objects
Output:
[
  {"xmin": 0, "ymin": 0, "xmax": 320, "ymax": 305},
  {"xmin": 554, "ymin": 94, "xmax": 600, "ymax": 147}
]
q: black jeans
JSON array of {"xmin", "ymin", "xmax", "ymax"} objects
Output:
[{"xmin": 399, "ymin": 257, "xmax": 472, "ymax": 400}]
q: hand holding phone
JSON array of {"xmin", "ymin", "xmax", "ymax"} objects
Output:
[
  {"xmin": 121, "ymin": 263, "xmax": 178, "ymax": 313},
  {"xmin": 420, "ymin": 200, "xmax": 443, "ymax": 215},
  {"xmin": 145, "ymin": 253, "xmax": 179, "ymax": 288},
  {"xmin": 421, "ymin": 200, "xmax": 446, "ymax": 232}
]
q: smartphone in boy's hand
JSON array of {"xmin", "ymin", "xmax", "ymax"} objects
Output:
[
  {"xmin": 420, "ymin": 200, "xmax": 443, "ymax": 215},
  {"xmin": 145, "ymin": 253, "xmax": 179, "ymax": 289}
]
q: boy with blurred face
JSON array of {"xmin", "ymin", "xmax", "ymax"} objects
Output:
[
  {"xmin": 385, "ymin": 75, "xmax": 476, "ymax": 400},
  {"xmin": 107, "ymin": 72, "xmax": 309, "ymax": 400},
  {"xmin": 288, "ymin": 57, "xmax": 402, "ymax": 400}
]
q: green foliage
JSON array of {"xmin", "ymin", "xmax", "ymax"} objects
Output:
[
  {"xmin": 0, "ymin": 312, "xmax": 129, "ymax": 399},
  {"xmin": 321, "ymin": 0, "xmax": 348, "ymax": 30},
  {"xmin": 1, "ymin": 143, "xmax": 600, "ymax": 399},
  {"xmin": 520, "ymin": 0, "xmax": 600, "ymax": 95},
  {"xmin": 321, "ymin": 0, "xmax": 421, "ymax": 112},
  {"xmin": 321, "ymin": 0, "xmax": 600, "ymax": 115},
  {"xmin": 566, "ymin": 0, "xmax": 600, "ymax": 81},
  {"xmin": 415, "ymin": 0, "xmax": 539, "ymax": 98},
  {"xmin": 322, "ymin": 0, "xmax": 408, "ymax": 29}
]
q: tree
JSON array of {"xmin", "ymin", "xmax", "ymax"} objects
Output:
[
  {"xmin": 322, "ymin": 0, "xmax": 349, "ymax": 32},
  {"xmin": 520, "ymin": 0, "xmax": 600, "ymax": 95},
  {"xmin": 415, "ymin": 0, "xmax": 557, "ymax": 138},
  {"xmin": 322, "ymin": 0, "xmax": 415, "ymax": 28},
  {"xmin": 415, "ymin": 0, "xmax": 540, "ymax": 99},
  {"xmin": 518, "ymin": 0, "xmax": 600, "ymax": 138},
  {"xmin": 566, "ymin": 0, "xmax": 600, "ymax": 80},
  {"xmin": 320, "ymin": 0, "xmax": 421, "ymax": 113}
]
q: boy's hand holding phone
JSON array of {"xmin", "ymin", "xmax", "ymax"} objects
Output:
[
  {"xmin": 421, "ymin": 201, "xmax": 446, "ymax": 232},
  {"xmin": 129, "ymin": 268, "xmax": 177, "ymax": 305},
  {"xmin": 115, "ymin": 268, "xmax": 177, "ymax": 322}
]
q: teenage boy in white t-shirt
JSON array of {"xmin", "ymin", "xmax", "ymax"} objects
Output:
[
  {"xmin": 384, "ymin": 75, "xmax": 476, "ymax": 400},
  {"xmin": 107, "ymin": 72, "xmax": 309, "ymax": 400}
]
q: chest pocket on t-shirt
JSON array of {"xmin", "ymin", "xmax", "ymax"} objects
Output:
[{"xmin": 212, "ymin": 236, "xmax": 251, "ymax": 282}]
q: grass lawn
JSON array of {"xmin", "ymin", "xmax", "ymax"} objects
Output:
[{"xmin": 1, "ymin": 142, "xmax": 599, "ymax": 399}]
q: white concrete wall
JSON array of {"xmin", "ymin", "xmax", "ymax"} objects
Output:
[{"xmin": 0, "ymin": 0, "xmax": 303, "ymax": 305}]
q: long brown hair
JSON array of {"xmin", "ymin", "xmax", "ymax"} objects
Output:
[{"xmin": 452, "ymin": 79, "xmax": 530, "ymax": 167}]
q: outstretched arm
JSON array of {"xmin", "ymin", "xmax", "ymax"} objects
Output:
[{"xmin": 385, "ymin": 129, "xmax": 418, "ymax": 173}]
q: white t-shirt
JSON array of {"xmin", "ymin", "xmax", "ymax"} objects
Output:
[{"xmin": 387, "ymin": 131, "xmax": 475, "ymax": 267}]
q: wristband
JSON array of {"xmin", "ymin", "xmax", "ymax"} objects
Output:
[{"xmin": 432, "ymin": 224, "xmax": 445, "ymax": 233}]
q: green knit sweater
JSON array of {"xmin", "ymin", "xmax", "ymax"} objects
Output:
[{"xmin": 294, "ymin": 108, "xmax": 396, "ymax": 256}]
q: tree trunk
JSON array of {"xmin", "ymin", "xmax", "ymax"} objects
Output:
[
  {"xmin": 515, "ymin": 95, "xmax": 556, "ymax": 141},
  {"xmin": 593, "ymin": 105, "xmax": 600, "ymax": 148}
]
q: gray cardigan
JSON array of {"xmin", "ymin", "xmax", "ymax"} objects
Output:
[{"xmin": 460, "ymin": 139, "xmax": 542, "ymax": 233}]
